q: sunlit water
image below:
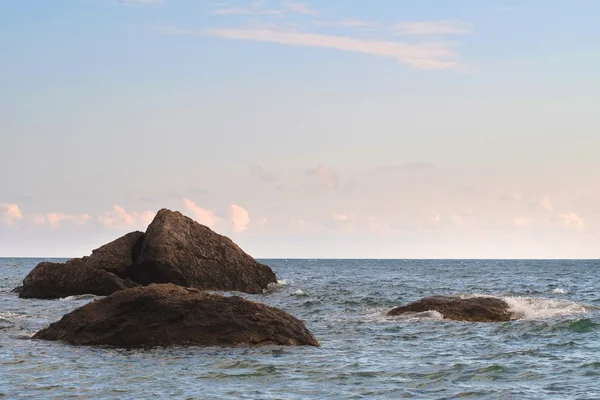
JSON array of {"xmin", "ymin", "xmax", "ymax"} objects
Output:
[{"xmin": 2, "ymin": 258, "xmax": 600, "ymax": 399}]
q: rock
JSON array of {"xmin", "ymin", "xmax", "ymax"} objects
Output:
[
  {"xmin": 33, "ymin": 283, "xmax": 320, "ymax": 348},
  {"xmin": 19, "ymin": 262, "xmax": 139, "ymax": 299},
  {"xmin": 387, "ymin": 296, "xmax": 513, "ymax": 322},
  {"xmin": 128, "ymin": 209, "xmax": 276, "ymax": 294},
  {"xmin": 78, "ymin": 231, "xmax": 145, "ymax": 276},
  {"xmin": 11, "ymin": 286, "xmax": 22, "ymax": 294}
]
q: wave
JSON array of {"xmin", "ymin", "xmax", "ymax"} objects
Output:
[
  {"xmin": 59, "ymin": 294, "xmax": 99, "ymax": 301},
  {"xmin": 392, "ymin": 310, "xmax": 445, "ymax": 321},
  {"xmin": 503, "ymin": 296, "xmax": 587, "ymax": 320}
]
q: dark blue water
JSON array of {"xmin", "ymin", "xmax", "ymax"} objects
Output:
[{"xmin": 2, "ymin": 258, "xmax": 600, "ymax": 399}]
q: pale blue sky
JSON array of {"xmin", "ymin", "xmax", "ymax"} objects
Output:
[{"xmin": 1, "ymin": 0, "xmax": 599, "ymax": 258}]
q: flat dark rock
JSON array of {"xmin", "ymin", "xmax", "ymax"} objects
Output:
[
  {"xmin": 387, "ymin": 295, "xmax": 513, "ymax": 322},
  {"xmin": 19, "ymin": 262, "xmax": 138, "ymax": 299},
  {"xmin": 129, "ymin": 209, "xmax": 277, "ymax": 294},
  {"xmin": 33, "ymin": 283, "xmax": 320, "ymax": 348}
]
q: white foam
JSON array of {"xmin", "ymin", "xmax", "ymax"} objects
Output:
[
  {"xmin": 503, "ymin": 296, "xmax": 586, "ymax": 320},
  {"xmin": 277, "ymin": 279, "xmax": 290, "ymax": 286},
  {"xmin": 291, "ymin": 289, "xmax": 305, "ymax": 296},
  {"xmin": 390, "ymin": 310, "xmax": 445, "ymax": 321},
  {"xmin": 59, "ymin": 295, "xmax": 76, "ymax": 301},
  {"xmin": 553, "ymin": 288, "xmax": 567, "ymax": 294}
]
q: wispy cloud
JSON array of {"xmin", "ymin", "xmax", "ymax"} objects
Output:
[
  {"xmin": 117, "ymin": 0, "xmax": 163, "ymax": 4},
  {"xmin": 98, "ymin": 205, "xmax": 154, "ymax": 229},
  {"xmin": 173, "ymin": 28, "xmax": 461, "ymax": 70},
  {"xmin": 312, "ymin": 19, "xmax": 380, "ymax": 30},
  {"xmin": 285, "ymin": 1, "xmax": 317, "ymax": 15},
  {"xmin": 211, "ymin": 7, "xmax": 283, "ymax": 16},
  {"xmin": 392, "ymin": 21, "xmax": 472, "ymax": 36},
  {"xmin": 34, "ymin": 212, "xmax": 92, "ymax": 227},
  {"xmin": 0, "ymin": 203, "xmax": 23, "ymax": 226},
  {"xmin": 230, "ymin": 204, "xmax": 250, "ymax": 232},
  {"xmin": 559, "ymin": 211, "xmax": 585, "ymax": 231},
  {"xmin": 183, "ymin": 199, "xmax": 221, "ymax": 228}
]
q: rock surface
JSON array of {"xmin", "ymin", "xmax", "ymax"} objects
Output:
[
  {"xmin": 78, "ymin": 231, "xmax": 145, "ymax": 276},
  {"xmin": 18, "ymin": 209, "xmax": 277, "ymax": 298},
  {"xmin": 19, "ymin": 262, "xmax": 138, "ymax": 299},
  {"xmin": 387, "ymin": 296, "xmax": 513, "ymax": 322},
  {"xmin": 34, "ymin": 283, "xmax": 320, "ymax": 348},
  {"xmin": 129, "ymin": 209, "xmax": 276, "ymax": 294}
]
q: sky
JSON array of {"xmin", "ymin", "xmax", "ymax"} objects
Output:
[{"xmin": 1, "ymin": 0, "xmax": 599, "ymax": 258}]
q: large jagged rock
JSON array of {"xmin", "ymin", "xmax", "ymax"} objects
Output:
[
  {"xmin": 33, "ymin": 284, "xmax": 319, "ymax": 348},
  {"xmin": 18, "ymin": 208, "xmax": 276, "ymax": 299},
  {"xmin": 128, "ymin": 209, "xmax": 276, "ymax": 294},
  {"xmin": 19, "ymin": 262, "xmax": 138, "ymax": 299},
  {"xmin": 387, "ymin": 296, "xmax": 513, "ymax": 322},
  {"xmin": 74, "ymin": 231, "xmax": 145, "ymax": 276}
]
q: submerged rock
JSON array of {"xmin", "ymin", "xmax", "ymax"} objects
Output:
[
  {"xmin": 129, "ymin": 209, "xmax": 276, "ymax": 294},
  {"xmin": 19, "ymin": 262, "xmax": 138, "ymax": 299},
  {"xmin": 34, "ymin": 283, "xmax": 319, "ymax": 348},
  {"xmin": 18, "ymin": 209, "xmax": 276, "ymax": 299},
  {"xmin": 387, "ymin": 296, "xmax": 513, "ymax": 322}
]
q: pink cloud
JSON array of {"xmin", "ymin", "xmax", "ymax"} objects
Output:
[
  {"xmin": 34, "ymin": 212, "xmax": 92, "ymax": 227},
  {"xmin": 183, "ymin": 199, "xmax": 221, "ymax": 228},
  {"xmin": 98, "ymin": 205, "xmax": 154, "ymax": 229},
  {"xmin": 164, "ymin": 27, "xmax": 461, "ymax": 71},
  {"xmin": 230, "ymin": 204, "xmax": 250, "ymax": 233},
  {"xmin": 0, "ymin": 203, "xmax": 23, "ymax": 226},
  {"xmin": 559, "ymin": 211, "xmax": 585, "ymax": 231}
]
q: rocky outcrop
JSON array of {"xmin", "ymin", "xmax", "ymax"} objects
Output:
[
  {"xmin": 19, "ymin": 262, "xmax": 138, "ymax": 299},
  {"xmin": 33, "ymin": 284, "xmax": 319, "ymax": 348},
  {"xmin": 75, "ymin": 231, "xmax": 145, "ymax": 276},
  {"xmin": 128, "ymin": 209, "xmax": 276, "ymax": 294},
  {"xmin": 387, "ymin": 296, "xmax": 513, "ymax": 322},
  {"xmin": 18, "ymin": 209, "xmax": 277, "ymax": 299}
]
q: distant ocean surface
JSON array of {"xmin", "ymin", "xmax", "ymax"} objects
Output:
[{"xmin": 2, "ymin": 258, "xmax": 600, "ymax": 399}]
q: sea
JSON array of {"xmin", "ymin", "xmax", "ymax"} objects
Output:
[{"xmin": 1, "ymin": 258, "xmax": 600, "ymax": 399}]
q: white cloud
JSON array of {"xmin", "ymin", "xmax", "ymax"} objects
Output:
[
  {"xmin": 164, "ymin": 27, "xmax": 462, "ymax": 71},
  {"xmin": 230, "ymin": 204, "xmax": 250, "ymax": 233},
  {"xmin": 98, "ymin": 205, "xmax": 154, "ymax": 229},
  {"xmin": 34, "ymin": 212, "xmax": 92, "ymax": 227},
  {"xmin": 559, "ymin": 211, "xmax": 585, "ymax": 231},
  {"xmin": 183, "ymin": 199, "xmax": 221, "ymax": 228},
  {"xmin": 118, "ymin": 0, "xmax": 163, "ymax": 3},
  {"xmin": 392, "ymin": 21, "xmax": 472, "ymax": 35},
  {"xmin": 0, "ymin": 203, "xmax": 23, "ymax": 226}
]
